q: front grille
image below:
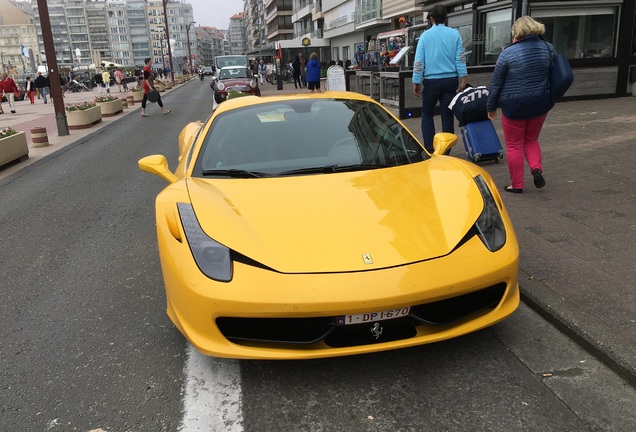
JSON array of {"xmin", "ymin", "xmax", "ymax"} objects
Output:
[
  {"xmin": 216, "ymin": 283, "xmax": 507, "ymax": 348},
  {"xmin": 410, "ymin": 283, "xmax": 507, "ymax": 326},
  {"xmin": 216, "ymin": 316, "xmax": 336, "ymax": 344}
]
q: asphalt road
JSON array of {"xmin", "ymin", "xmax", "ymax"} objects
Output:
[{"xmin": 1, "ymin": 80, "xmax": 635, "ymax": 432}]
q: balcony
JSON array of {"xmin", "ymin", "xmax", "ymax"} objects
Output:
[
  {"xmin": 325, "ymin": 13, "xmax": 355, "ymax": 31},
  {"xmin": 355, "ymin": 0, "xmax": 390, "ymax": 27},
  {"xmin": 294, "ymin": 27, "xmax": 323, "ymax": 39}
]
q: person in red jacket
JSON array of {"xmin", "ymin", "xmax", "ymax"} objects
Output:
[
  {"xmin": 0, "ymin": 72, "xmax": 20, "ymax": 113},
  {"xmin": 24, "ymin": 76, "xmax": 35, "ymax": 104},
  {"xmin": 140, "ymin": 57, "xmax": 171, "ymax": 117}
]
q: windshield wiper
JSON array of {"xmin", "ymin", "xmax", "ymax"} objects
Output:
[
  {"xmin": 278, "ymin": 164, "xmax": 391, "ymax": 176},
  {"xmin": 201, "ymin": 169, "xmax": 268, "ymax": 178}
]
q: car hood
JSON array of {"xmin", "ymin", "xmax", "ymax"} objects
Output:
[{"xmin": 186, "ymin": 160, "xmax": 483, "ymax": 273}]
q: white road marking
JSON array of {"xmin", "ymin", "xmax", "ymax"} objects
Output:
[{"xmin": 179, "ymin": 343, "xmax": 243, "ymax": 431}]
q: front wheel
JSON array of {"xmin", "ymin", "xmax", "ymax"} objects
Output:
[{"xmin": 214, "ymin": 91, "xmax": 223, "ymax": 104}]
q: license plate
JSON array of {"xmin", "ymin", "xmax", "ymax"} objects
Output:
[{"xmin": 337, "ymin": 307, "xmax": 411, "ymax": 326}]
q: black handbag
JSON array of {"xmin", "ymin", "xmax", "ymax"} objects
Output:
[
  {"xmin": 147, "ymin": 90, "xmax": 160, "ymax": 103},
  {"xmin": 545, "ymin": 41, "xmax": 573, "ymax": 101}
]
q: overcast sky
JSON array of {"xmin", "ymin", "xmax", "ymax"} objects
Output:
[{"xmin": 188, "ymin": 0, "xmax": 244, "ymax": 30}]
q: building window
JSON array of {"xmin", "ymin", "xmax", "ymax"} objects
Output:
[
  {"xmin": 482, "ymin": 8, "xmax": 511, "ymax": 65},
  {"xmin": 449, "ymin": 11, "xmax": 474, "ymax": 67},
  {"xmin": 532, "ymin": 6, "xmax": 618, "ymax": 59}
]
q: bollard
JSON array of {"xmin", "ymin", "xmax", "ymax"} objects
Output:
[
  {"xmin": 30, "ymin": 126, "xmax": 49, "ymax": 147},
  {"xmin": 127, "ymin": 95, "xmax": 135, "ymax": 105}
]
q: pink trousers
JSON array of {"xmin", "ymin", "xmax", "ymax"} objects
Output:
[{"xmin": 501, "ymin": 113, "xmax": 548, "ymax": 189}]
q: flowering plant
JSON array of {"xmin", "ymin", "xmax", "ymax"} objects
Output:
[
  {"xmin": 94, "ymin": 94, "xmax": 119, "ymax": 103},
  {"xmin": 1, "ymin": 127, "xmax": 19, "ymax": 138},
  {"xmin": 130, "ymin": 85, "xmax": 143, "ymax": 92},
  {"xmin": 65, "ymin": 101, "xmax": 97, "ymax": 112}
]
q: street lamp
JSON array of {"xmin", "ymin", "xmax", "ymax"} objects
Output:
[
  {"xmin": 160, "ymin": 36, "xmax": 166, "ymax": 73},
  {"xmin": 162, "ymin": 0, "xmax": 175, "ymax": 83},
  {"xmin": 186, "ymin": 21, "xmax": 196, "ymax": 74}
]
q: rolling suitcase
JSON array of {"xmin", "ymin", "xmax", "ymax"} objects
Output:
[{"xmin": 461, "ymin": 120, "xmax": 504, "ymax": 163}]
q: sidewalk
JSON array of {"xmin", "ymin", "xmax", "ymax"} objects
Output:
[
  {"xmin": 2, "ymin": 81, "xmax": 635, "ymax": 387},
  {"xmin": 0, "ymin": 84, "xmax": 164, "ymax": 181},
  {"xmin": 402, "ymin": 95, "xmax": 636, "ymax": 387}
]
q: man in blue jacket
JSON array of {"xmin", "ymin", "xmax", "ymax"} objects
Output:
[{"xmin": 412, "ymin": 5, "xmax": 468, "ymax": 151}]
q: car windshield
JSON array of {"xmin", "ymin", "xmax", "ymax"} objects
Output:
[
  {"xmin": 193, "ymin": 99, "xmax": 427, "ymax": 178},
  {"xmin": 219, "ymin": 68, "xmax": 250, "ymax": 80}
]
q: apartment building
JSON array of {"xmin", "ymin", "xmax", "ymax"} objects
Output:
[
  {"xmin": 228, "ymin": 12, "xmax": 247, "ymax": 55},
  {"xmin": 0, "ymin": 0, "xmax": 38, "ymax": 74},
  {"xmin": 21, "ymin": 0, "xmax": 196, "ymax": 72}
]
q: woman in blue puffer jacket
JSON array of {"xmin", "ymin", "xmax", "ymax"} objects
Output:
[
  {"xmin": 306, "ymin": 52, "xmax": 322, "ymax": 93},
  {"xmin": 487, "ymin": 16, "xmax": 555, "ymax": 193}
]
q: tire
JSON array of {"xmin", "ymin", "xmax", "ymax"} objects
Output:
[{"xmin": 214, "ymin": 91, "xmax": 223, "ymax": 104}]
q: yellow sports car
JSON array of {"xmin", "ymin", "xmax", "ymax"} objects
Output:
[{"xmin": 139, "ymin": 91, "xmax": 519, "ymax": 360}]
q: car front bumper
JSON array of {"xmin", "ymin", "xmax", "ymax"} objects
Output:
[{"xmin": 157, "ymin": 227, "xmax": 520, "ymax": 360}]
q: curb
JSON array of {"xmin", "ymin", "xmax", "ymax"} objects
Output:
[{"xmin": 519, "ymin": 270, "xmax": 636, "ymax": 388}]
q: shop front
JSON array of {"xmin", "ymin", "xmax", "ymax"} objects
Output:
[{"xmin": 420, "ymin": 0, "xmax": 636, "ymax": 97}]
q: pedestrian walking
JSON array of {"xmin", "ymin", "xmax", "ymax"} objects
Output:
[
  {"xmin": 114, "ymin": 68, "xmax": 124, "ymax": 92},
  {"xmin": 411, "ymin": 4, "xmax": 468, "ymax": 152},
  {"xmin": 306, "ymin": 52, "xmax": 322, "ymax": 93},
  {"xmin": 291, "ymin": 56, "xmax": 301, "ymax": 89},
  {"xmin": 102, "ymin": 68, "xmax": 111, "ymax": 93},
  {"xmin": 34, "ymin": 71, "xmax": 50, "ymax": 104},
  {"xmin": 1, "ymin": 73, "xmax": 20, "ymax": 114},
  {"xmin": 24, "ymin": 76, "xmax": 35, "ymax": 104},
  {"xmin": 258, "ymin": 60, "xmax": 267, "ymax": 86},
  {"xmin": 140, "ymin": 57, "xmax": 171, "ymax": 117},
  {"xmin": 299, "ymin": 52, "xmax": 307, "ymax": 88},
  {"xmin": 134, "ymin": 65, "xmax": 142, "ymax": 85},
  {"xmin": 486, "ymin": 16, "xmax": 553, "ymax": 193}
]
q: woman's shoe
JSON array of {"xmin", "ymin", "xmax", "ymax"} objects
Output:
[
  {"xmin": 532, "ymin": 169, "xmax": 546, "ymax": 188},
  {"xmin": 504, "ymin": 185, "xmax": 523, "ymax": 194}
]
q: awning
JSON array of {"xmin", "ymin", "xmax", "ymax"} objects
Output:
[{"xmin": 377, "ymin": 29, "xmax": 405, "ymax": 40}]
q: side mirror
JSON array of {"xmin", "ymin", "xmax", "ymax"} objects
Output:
[
  {"xmin": 138, "ymin": 155, "xmax": 177, "ymax": 183},
  {"xmin": 432, "ymin": 132, "xmax": 458, "ymax": 155}
]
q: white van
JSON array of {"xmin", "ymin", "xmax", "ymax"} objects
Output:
[{"xmin": 213, "ymin": 55, "xmax": 250, "ymax": 72}]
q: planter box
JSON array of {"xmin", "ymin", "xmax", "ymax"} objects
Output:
[
  {"xmin": 131, "ymin": 91, "xmax": 144, "ymax": 102},
  {"xmin": 156, "ymin": 83, "xmax": 166, "ymax": 92},
  {"xmin": 97, "ymin": 98, "xmax": 124, "ymax": 117},
  {"xmin": 67, "ymin": 105, "xmax": 102, "ymax": 130},
  {"xmin": 0, "ymin": 131, "xmax": 29, "ymax": 167}
]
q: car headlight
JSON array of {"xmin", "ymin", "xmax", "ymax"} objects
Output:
[
  {"xmin": 217, "ymin": 82, "xmax": 225, "ymax": 91},
  {"xmin": 473, "ymin": 175, "xmax": 506, "ymax": 252},
  {"xmin": 177, "ymin": 203, "xmax": 233, "ymax": 282}
]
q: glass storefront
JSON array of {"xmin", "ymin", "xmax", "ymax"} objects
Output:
[
  {"xmin": 483, "ymin": 8, "xmax": 512, "ymax": 64},
  {"xmin": 533, "ymin": 7, "xmax": 618, "ymax": 58}
]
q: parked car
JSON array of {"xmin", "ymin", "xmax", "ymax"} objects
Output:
[
  {"xmin": 138, "ymin": 91, "xmax": 520, "ymax": 360},
  {"xmin": 138, "ymin": 92, "xmax": 520, "ymax": 360},
  {"xmin": 211, "ymin": 66, "xmax": 260, "ymax": 104}
]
